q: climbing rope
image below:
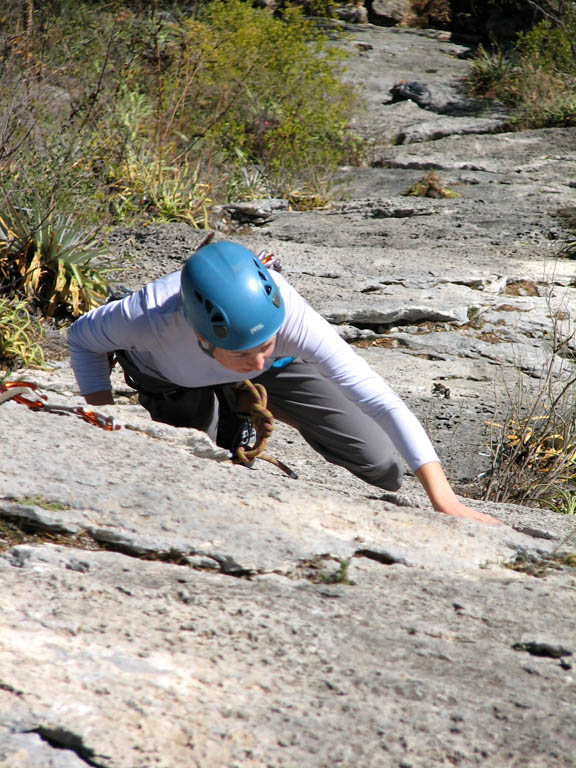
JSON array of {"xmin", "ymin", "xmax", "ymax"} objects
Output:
[{"xmin": 233, "ymin": 379, "xmax": 297, "ymax": 479}]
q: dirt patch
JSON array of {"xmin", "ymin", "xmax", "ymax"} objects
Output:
[{"xmin": 505, "ymin": 280, "xmax": 540, "ymax": 297}]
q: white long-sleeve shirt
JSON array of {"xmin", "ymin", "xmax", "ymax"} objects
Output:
[{"xmin": 68, "ymin": 270, "xmax": 439, "ymax": 471}]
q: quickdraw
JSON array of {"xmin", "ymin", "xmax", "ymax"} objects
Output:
[
  {"xmin": 233, "ymin": 379, "xmax": 297, "ymax": 480},
  {"xmin": 0, "ymin": 381, "xmax": 119, "ymax": 431}
]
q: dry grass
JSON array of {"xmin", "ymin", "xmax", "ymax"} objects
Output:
[{"xmin": 483, "ymin": 316, "xmax": 576, "ymax": 510}]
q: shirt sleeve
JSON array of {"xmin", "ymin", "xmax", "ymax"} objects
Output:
[
  {"xmin": 67, "ymin": 290, "xmax": 154, "ymax": 395},
  {"xmin": 274, "ymin": 274, "xmax": 440, "ymax": 472}
]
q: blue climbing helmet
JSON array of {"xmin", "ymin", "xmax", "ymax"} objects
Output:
[{"xmin": 180, "ymin": 241, "xmax": 285, "ymax": 350}]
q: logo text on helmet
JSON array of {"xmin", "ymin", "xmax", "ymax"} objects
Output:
[{"xmin": 250, "ymin": 323, "xmax": 264, "ymax": 335}]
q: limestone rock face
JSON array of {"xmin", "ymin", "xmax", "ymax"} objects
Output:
[
  {"xmin": 2, "ymin": 24, "xmax": 576, "ymax": 768},
  {"xmin": 336, "ymin": 2, "xmax": 368, "ymax": 24},
  {"xmin": 369, "ymin": 0, "xmax": 410, "ymax": 25}
]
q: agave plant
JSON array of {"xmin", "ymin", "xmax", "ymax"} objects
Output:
[{"xmin": 0, "ymin": 196, "xmax": 109, "ymax": 317}]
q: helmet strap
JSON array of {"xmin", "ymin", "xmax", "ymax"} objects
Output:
[{"xmin": 197, "ymin": 339, "xmax": 215, "ymax": 359}]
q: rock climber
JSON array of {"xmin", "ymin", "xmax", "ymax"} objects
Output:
[{"xmin": 68, "ymin": 240, "xmax": 499, "ymax": 524}]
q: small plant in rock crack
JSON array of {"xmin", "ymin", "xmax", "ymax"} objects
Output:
[
  {"xmin": 466, "ymin": 306, "xmax": 485, "ymax": 329},
  {"xmin": 401, "ymin": 173, "xmax": 460, "ymax": 199},
  {"xmin": 295, "ymin": 556, "xmax": 354, "ymax": 584},
  {"xmin": 10, "ymin": 495, "xmax": 70, "ymax": 512},
  {"xmin": 482, "ymin": 313, "xmax": 576, "ymax": 507},
  {"xmin": 504, "ymin": 528, "xmax": 576, "ymax": 578},
  {"xmin": 318, "ymin": 558, "xmax": 353, "ymax": 585}
]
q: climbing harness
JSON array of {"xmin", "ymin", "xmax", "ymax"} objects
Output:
[
  {"xmin": 232, "ymin": 379, "xmax": 297, "ymax": 479},
  {"xmin": 0, "ymin": 380, "xmax": 118, "ymax": 431},
  {"xmin": 108, "ymin": 351, "xmax": 296, "ymax": 478}
]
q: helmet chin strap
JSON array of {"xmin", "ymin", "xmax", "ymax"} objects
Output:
[{"xmin": 197, "ymin": 338, "xmax": 215, "ymax": 358}]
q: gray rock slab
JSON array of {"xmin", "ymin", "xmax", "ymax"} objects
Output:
[
  {"xmin": 322, "ymin": 299, "xmax": 469, "ymax": 327},
  {"xmin": 386, "ymin": 328, "xmax": 567, "ymax": 378},
  {"xmin": 335, "ymin": 26, "xmax": 498, "ymax": 144},
  {"xmin": 101, "ymin": 224, "xmax": 207, "ymax": 288},
  {"xmin": 373, "ymin": 126, "xmax": 576, "ymax": 183},
  {"xmin": 395, "ymin": 115, "xmax": 507, "ymax": 145},
  {"xmin": 3, "ymin": 395, "xmax": 567, "ymax": 576},
  {"xmin": 0, "ymin": 541, "xmax": 574, "ymax": 768}
]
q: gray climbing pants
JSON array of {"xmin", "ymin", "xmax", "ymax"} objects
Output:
[{"xmin": 115, "ymin": 352, "xmax": 403, "ymax": 491}]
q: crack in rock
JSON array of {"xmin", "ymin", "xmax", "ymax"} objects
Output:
[
  {"xmin": 330, "ymin": 199, "xmax": 436, "ymax": 218},
  {"xmin": 511, "ymin": 525, "xmax": 556, "ymax": 541},
  {"xmin": 395, "ymin": 117, "xmax": 507, "ymax": 146},
  {"xmin": 205, "ymin": 553, "xmax": 255, "ymax": 577},
  {"xmin": 323, "ymin": 305, "xmax": 465, "ymax": 328},
  {"xmin": 354, "ymin": 548, "xmax": 411, "ymax": 567},
  {"xmin": 24, "ymin": 726, "xmax": 110, "ymax": 768},
  {"xmin": 0, "ymin": 502, "xmax": 83, "ymax": 535},
  {"xmin": 0, "ymin": 509, "xmax": 257, "ymax": 579},
  {"xmin": 512, "ymin": 642, "xmax": 573, "ymax": 659}
]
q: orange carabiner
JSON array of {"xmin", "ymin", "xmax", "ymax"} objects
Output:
[
  {"xmin": 0, "ymin": 380, "xmax": 47, "ymax": 408},
  {"xmin": 80, "ymin": 408, "xmax": 119, "ymax": 431}
]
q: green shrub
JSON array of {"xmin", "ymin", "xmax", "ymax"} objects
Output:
[
  {"xmin": 516, "ymin": 6, "xmax": 576, "ymax": 76},
  {"xmin": 466, "ymin": 4, "xmax": 576, "ymax": 129},
  {"xmin": 0, "ymin": 0, "xmax": 360, "ymax": 228},
  {"xmin": 511, "ymin": 70, "xmax": 576, "ymax": 128},
  {"xmin": 153, "ymin": 1, "xmax": 357, "ymax": 195},
  {"xmin": 466, "ymin": 45, "xmax": 516, "ymax": 100},
  {"xmin": 275, "ymin": 0, "xmax": 337, "ymax": 18}
]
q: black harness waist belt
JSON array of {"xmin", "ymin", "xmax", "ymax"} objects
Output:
[{"xmin": 113, "ymin": 350, "xmax": 192, "ymax": 400}]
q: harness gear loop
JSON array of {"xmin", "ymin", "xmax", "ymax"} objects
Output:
[{"xmin": 233, "ymin": 379, "xmax": 297, "ymax": 479}]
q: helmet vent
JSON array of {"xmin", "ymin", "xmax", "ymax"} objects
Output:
[
  {"xmin": 194, "ymin": 290, "xmax": 203, "ymax": 303},
  {"xmin": 264, "ymin": 284, "xmax": 272, "ymax": 295},
  {"xmin": 212, "ymin": 311, "xmax": 225, "ymax": 324},
  {"xmin": 205, "ymin": 299, "xmax": 214, "ymax": 312},
  {"xmin": 255, "ymin": 263, "xmax": 267, "ymax": 281}
]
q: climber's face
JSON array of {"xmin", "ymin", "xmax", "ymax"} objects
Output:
[{"xmin": 207, "ymin": 335, "xmax": 277, "ymax": 373}]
